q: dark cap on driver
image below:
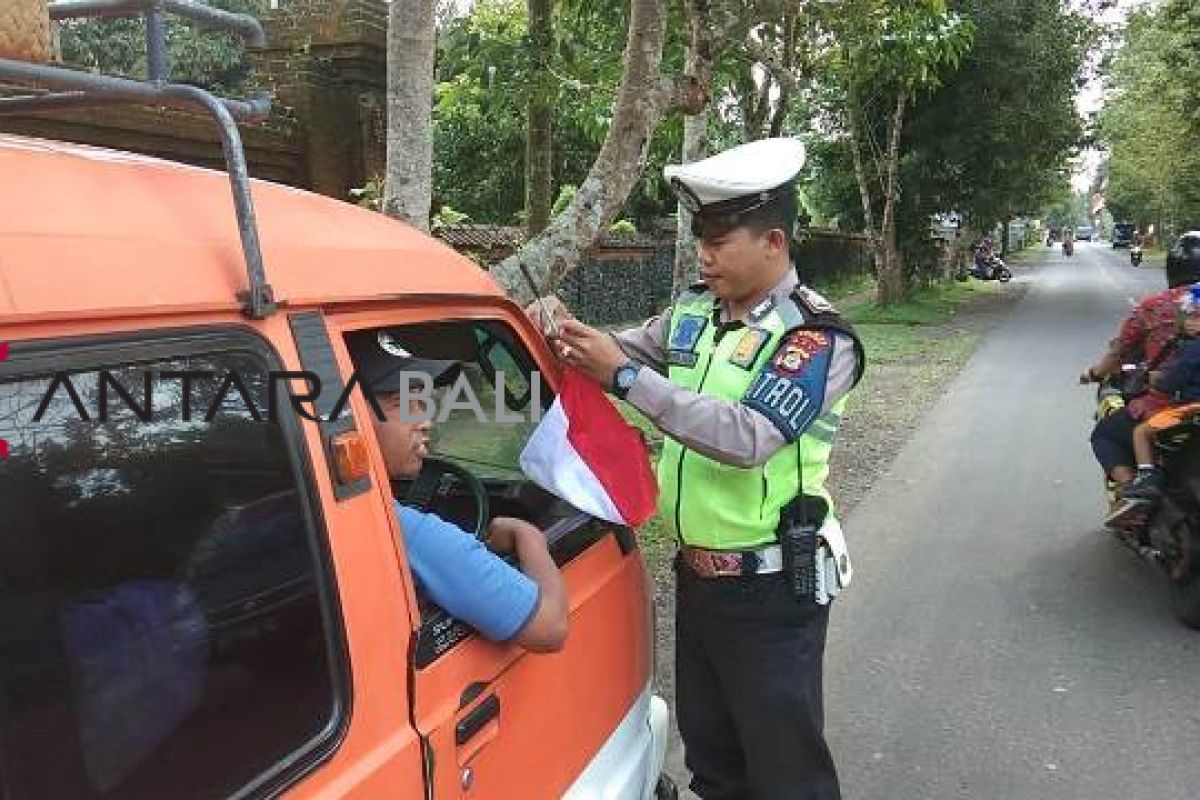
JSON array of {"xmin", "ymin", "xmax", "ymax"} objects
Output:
[{"xmin": 348, "ymin": 331, "xmax": 461, "ymax": 393}]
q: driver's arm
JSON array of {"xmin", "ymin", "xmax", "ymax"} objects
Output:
[
  {"xmin": 487, "ymin": 517, "xmax": 568, "ymax": 652},
  {"xmin": 395, "ymin": 503, "xmax": 567, "ymax": 652},
  {"xmin": 1084, "ymin": 307, "xmax": 1147, "ymax": 382}
]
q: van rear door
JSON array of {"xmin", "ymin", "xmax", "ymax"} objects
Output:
[{"xmin": 326, "ymin": 306, "xmax": 658, "ymax": 798}]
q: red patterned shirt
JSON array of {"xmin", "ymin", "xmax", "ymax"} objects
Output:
[{"xmin": 1116, "ymin": 286, "xmax": 1189, "ymax": 419}]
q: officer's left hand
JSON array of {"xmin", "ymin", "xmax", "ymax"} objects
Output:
[{"xmin": 555, "ymin": 319, "xmax": 626, "ymax": 387}]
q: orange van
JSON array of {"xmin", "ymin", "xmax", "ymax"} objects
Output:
[{"xmin": 0, "ymin": 6, "xmax": 669, "ymax": 796}]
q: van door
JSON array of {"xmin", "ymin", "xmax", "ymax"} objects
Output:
[
  {"xmin": 0, "ymin": 325, "xmax": 431, "ymax": 799},
  {"xmin": 327, "ymin": 306, "xmax": 657, "ymax": 798}
]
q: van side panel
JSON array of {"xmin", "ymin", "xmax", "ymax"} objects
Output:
[
  {"xmin": 0, "ymin": 315, "xmax": 428, "ymax": 798},
  {"xmin": 414, "ymin": 536, "xmax": 652, "ymax": 798}
]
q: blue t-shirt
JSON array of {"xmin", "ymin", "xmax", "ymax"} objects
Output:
[{"xmin": 394, "ymin": 502, "xmax": 540, "ymax": 642}]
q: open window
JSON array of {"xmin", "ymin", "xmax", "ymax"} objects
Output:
[{"xmin": 345, "ymin": 319, "xmax": 623, "ymax": 664}]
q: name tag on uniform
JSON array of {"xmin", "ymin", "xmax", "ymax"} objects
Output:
[{"xmin": 668, "ymin": 314, "xmax": 707, "ymax": 368}]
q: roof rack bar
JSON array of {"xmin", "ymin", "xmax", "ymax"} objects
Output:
[
  {"xmin": 49, "ymin": 0, "xmax": 266, "ymax": 48},
  {"xmin": 0, "ymin": 58, "xmax": 269, "ymax": 120},
  {"xmin": 145, "ymin": 5, "xmax": 167, "ymax": 82},
  {"xmin": 0, "ymin": 1, "xmax": 277, "ymax": 318}
]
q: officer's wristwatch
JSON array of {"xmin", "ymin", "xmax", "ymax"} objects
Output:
[{"xmin": 612, "ymin": 360, "xmax": 643, "ymax": 399}]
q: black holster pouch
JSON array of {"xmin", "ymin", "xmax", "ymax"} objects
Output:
[{"xmin": 777, "ymin": 495, "xmax": 828, "ymax": 602}]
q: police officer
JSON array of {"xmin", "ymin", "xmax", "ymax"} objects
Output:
[{"xmin": 531, "ymin": 137, "xmax": 864, "ymax": 799}]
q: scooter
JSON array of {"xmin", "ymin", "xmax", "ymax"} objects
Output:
[
  {"xmin": 970, "ymin": 254, "xmax": 1012, "ymax": 283},
  {"xmin": 1094, "ymin": 374, "xmax": 1200, "ymax": 628},
  {"xmin": 1131, "ymin": 245, "xmax": 1144, "ymax": 267}
]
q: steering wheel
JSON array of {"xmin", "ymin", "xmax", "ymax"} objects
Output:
[{"xmin": 404, "ymin": 457, "xmax": 490, "ymax": 541}]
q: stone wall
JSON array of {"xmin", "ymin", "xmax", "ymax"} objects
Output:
[
  {"xmin": 560, "ymin": 230, "xmax": 875, "ymax": 326},
  {"xmin": 560, "ymin": 245, "xmax": 675, "ymax": 326}
]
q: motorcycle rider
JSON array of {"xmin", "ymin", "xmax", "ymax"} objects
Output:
[
  {"xmin": 972, "ymin": 234, "xmax": 997, "ymax": 278},
  {"xmin": 1080, "ymin": 232, "xmax": 1200, "ymax": 518},
  {"xmin": 1110, "ymin": 287, "xmax": 1200, "ymax": 520}
]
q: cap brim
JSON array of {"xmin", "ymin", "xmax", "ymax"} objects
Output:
[{"xmin": 363, "ymin": 357, "xmax": 461, "ymax": 394}]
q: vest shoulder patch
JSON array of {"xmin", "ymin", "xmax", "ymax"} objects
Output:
[{"xmin": 742, "ymin": 330, "xmax": 834, "ymax": 442}]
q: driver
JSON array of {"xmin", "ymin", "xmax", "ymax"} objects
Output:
[{"xmin": 350, "ymin": 333, "xmax": 568, "ymax": 652}]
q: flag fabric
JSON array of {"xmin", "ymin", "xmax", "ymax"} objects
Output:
[{"xmin": 519, "ymin": 368, "xmax": 658, "ymax": 527}]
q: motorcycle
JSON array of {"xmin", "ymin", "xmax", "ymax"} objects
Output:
[
  {"xmin": 1095, "ymin": 375, "xmax": 1200, "ymax": 627},
  {"xmin": 970, "ymin": 253, "xmax": 1013, "ymax": 283},
  {"xmin": 1131, "ymin": 245, "xmax": 1144, "ymax": 267}
]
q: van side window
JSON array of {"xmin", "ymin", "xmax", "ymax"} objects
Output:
[{"xmin": 0, "ymin": 346, "xmax": 343, "ymax": 798}]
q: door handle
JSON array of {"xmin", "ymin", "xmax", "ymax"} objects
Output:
[{"xmin": 455, "ymin": 694, "xmax": 500, "ymax": 746}]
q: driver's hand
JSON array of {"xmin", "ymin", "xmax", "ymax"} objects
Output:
[
  {"xmin": 486, "ymin": 516, "xmax": 535, "ymax": 554},
  {"xmin": 1079, "ymin": 368, "xmax": 1095, "ymax": 385}
]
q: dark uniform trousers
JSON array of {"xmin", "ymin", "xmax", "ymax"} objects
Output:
[{"xmin": 675, "ymin": 559, "xmax": 840, "ymax": 800}]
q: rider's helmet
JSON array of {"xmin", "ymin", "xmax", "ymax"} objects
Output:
[{"xmin": 1166, "ymin": 231, "xmax": 1200, "ymax": 287}]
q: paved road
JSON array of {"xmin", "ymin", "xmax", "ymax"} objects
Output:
[{"xmin": 826, "ymin": 241, "xmax": 1200, "ymax": 799}]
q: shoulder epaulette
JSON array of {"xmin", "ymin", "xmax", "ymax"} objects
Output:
[{"xmin": 791, "ymin": 285, "xmax": 839, "ymax": 318}]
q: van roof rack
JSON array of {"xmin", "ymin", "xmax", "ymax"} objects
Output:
[{"xmin": 0, "ymin": 0, "xmax": 277, "ymax": 319}]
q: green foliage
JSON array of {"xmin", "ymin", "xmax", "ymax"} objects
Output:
[
  {"xmin": 608, "ymin": 219, "xmax": 637, "ymax": 235},
  {"xmin": 830, "ymin": 0, "xmax": 976, "ymax": 96},
  {"xmin": 431, "ymin": 0, "xmax": 687, "ymax": 228},
  {"xmin": 349, "ymin": 178, "xmax": 384, "ymax": 211},
  {"xmin": 550, "ymin": 183, "xmax": 577, "ymax": 217},
  {"xmin": 432, "ymin": 205, "xmax": 472, "ymax": 228},
  {"xmin": 843, "ymin": 279, "xmax": 1002, "ymax": 325},
  {"xmin": 903, "ymin": 0, "xmax": 1092, "ymax": 232},
  {"xmin": 57, "ymin": 0, "xmax": 264, "ymax": 93},
  {"xmin": 1099, "ymin": 2, "xmax": 1200, "ymax": 239}
]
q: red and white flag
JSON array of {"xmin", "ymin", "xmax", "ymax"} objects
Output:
[{"xmin": 519, "ymin": 368, "xmax": 658, "ymax": 527}]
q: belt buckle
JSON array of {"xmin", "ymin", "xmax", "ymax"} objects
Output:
[{"xmin": 684, "ymin": 547, "xmax": 743, "ymax": 578}]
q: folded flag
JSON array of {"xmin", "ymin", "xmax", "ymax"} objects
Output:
[{"xmin": 519, "ymin": 367, "xmax": 658, "ymax": 527}]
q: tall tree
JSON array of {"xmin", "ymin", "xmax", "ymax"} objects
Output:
[
  {"xmin": 525, "ymin": 0, "xmax": 555, "ymax": 235},
  {"xmin": 903, "ymin": 0, "xmax": 1091, "ymax": 252},
  {"xmin": 1100, "ymin": 3, "xmax": 1200, "ymax": 242},
  {"xmin": 827, "ymin": 0, "xmax": 973, "ymax": 304},
  {"xmin": 487, "ymin": 0, "xmax": 709, "ymax": 302},
  {"xmin": 384, "ymin": 0, "xmax": 437, "ymax": 230}
]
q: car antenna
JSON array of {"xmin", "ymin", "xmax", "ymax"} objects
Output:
[
  {"xmin": 0, "ymin": 0, "xmax": 277, "ymax": 319},
  {"xmin": 518, "ymin": 262, "xmax": 560, "ymax": 339}
]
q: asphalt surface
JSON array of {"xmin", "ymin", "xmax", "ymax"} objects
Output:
[{"xmin": 825, "ymin": 242, "xmax": 1200, "ymax": 799}]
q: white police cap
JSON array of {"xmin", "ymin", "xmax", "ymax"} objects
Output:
[{"xmin": 664, "ymin": 137, "xmax": 806, "ymax": 216}]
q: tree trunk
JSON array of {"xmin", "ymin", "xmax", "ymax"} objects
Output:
[
  {"xmin": 876, "ymin": 92, "xmax": 908, "ymax": 305},
  {"xmin": 672, "ymin": 110, "xmax": 709, "ymax": 297},
  {"xmin": 525, "ymin": 0, "xmax": 554, "ymax": 236},
  {"xmin": 672, "ymin": 10, "xmax": 713, "ymax": 299},
  {"xmin": 383, "ymin": 0, "xmax": 436, "ymax": 231},
  {"xmin": 1000, "ymin": 216, "xmax": 1011, "ymax": 256},
  {"xmin": 767, "ymin": 14, "xmax": 796, "ymax": 137},
  {"xmin": 491, "ymin": 0, "xmax": 709, "ymax": 304},
  {"xmin": 846, "ymin": 97, "xmax": 881, "ymax": 273}
]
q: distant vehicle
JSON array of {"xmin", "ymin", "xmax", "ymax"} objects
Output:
[
  {"xmin": 1075, "ymin": 225, "xmax": 1094, "ymax": 241},
  {"xmin": 1113, "ymin": 222, "xmax": 1136, "ymax": 249}
]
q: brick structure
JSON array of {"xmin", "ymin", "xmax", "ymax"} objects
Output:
[{"xmin": 0, "ymin": 0, "xmax": 388, "ymax": 200}]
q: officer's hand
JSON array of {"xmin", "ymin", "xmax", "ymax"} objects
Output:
[
  {"xmin": 523, "ymin": 295, "xmax": 574, "ymax": 335},
  {"xmin": 556, "ymin": 319, "xmax": 627, "ymax": 388}
]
